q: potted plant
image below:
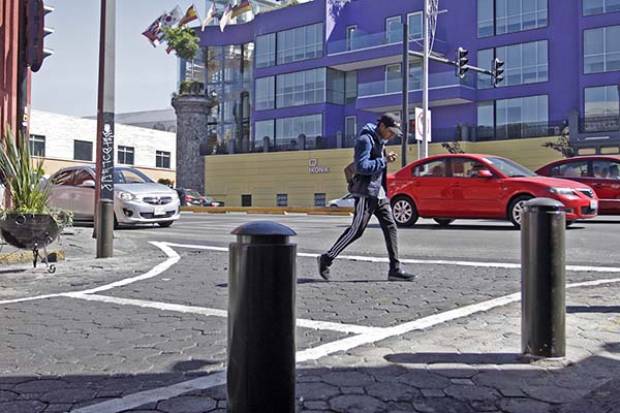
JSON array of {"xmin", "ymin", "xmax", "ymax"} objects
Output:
[
  {"xmin": 163, "ymin": 26, "xmax": 204, "ymax": 95},
  {"xmin": 0, "ymin": 128, "xmax": 71, "ymax": 267}
]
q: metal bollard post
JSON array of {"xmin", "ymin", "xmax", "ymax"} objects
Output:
[
  {"xmin": 228, "ymin": 221, "xmax": 297, "ymax": 413},
  {"xmin": 96, "ymin": 198, "xmax": 114, "ymax": 258},
  {"xmin": 521, "ymin": 197, "xmax": 566, "ymax": 358}
]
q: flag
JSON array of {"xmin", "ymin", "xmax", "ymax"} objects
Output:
[
  {"xmin": 179, "ymin": 4, "xmax": 199, "ymax": 27},
  {"xmin": 326, "ymin": 0, "xmax": 352, "ymax": 41},
  {"xmin": 231, "ymin": 0, "xmax": 252, "ymax": 19},
  {"xmin": 219, "ymin": 4, "xmax": 233, "ymax": 32},
  {"xmin": 201, "ymin": 1, "xmax": 217, "ymax": 31},
  {"xmin": 142, "ymin": 16, "xmax": 162, "ymax": 47},
  {"xmin": 160, "ymin": 6, "xmax": 182, "ymax": 30}
]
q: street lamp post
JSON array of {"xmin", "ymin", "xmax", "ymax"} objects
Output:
[
  {"xmin": 421, "ymin": 0, "xmax": 430, "ymax": 159},
  {"xmin": 94, "ymin": 0, "xmax": 115, "ymax": 258},
  {"xmin": 401, "ymin": 19, "xmax": 409, "ymax": 167}
]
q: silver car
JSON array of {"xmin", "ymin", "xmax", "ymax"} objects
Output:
[{"xmin": 46, "ymin": 166, "xmax": 181, "ymax": 227}]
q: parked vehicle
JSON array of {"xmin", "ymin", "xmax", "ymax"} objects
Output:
[
  {"xmin": 387, "ymin": 154, "xmax": 598, "ymax": 228},
  {"xmin": 46, "ymin": 166, "xmax": 181, "ymax": 227},
  {"xmin": 176, "ymin": 188, "xmax": 223, "ymax": 207},
  {"xmin": 328, "ymin": 193, "xmax": 355, "ymax": 208},
  {"xmin": 536, "ymin": 155, "xmax": 620, "ymax": 215}
]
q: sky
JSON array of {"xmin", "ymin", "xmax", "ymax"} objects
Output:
[{"xmin": 32, "ymin": 0, "xmax": 203, "ymax": 117}]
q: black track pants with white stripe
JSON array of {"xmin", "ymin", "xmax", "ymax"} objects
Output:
[{"xmin": 325, "ymin": 196, "xmax": 400, "ymax": 270}]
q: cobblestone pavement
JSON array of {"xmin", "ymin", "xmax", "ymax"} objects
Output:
[{"xmin": 0, "ymin": 215, "xmax": 618, "ymax": 412}]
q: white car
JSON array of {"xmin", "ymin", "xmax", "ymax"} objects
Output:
[
  {"xmin": 46, "ymin": 166, "xmax": 181, "ymax": 227},
  {"xmin": 328, "ymin": 193, "xmax": 355, "ymax": 208}
]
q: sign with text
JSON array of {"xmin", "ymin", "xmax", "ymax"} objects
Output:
[
  {"xmin": 308, "ymin": 158, "xmax": 330, "ymax": 174},
  {"xmin": 101, "ymin": 119, "xmax": 115, "ymax": 199}
]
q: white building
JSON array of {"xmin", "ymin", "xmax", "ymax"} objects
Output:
[{"xmin": 29, "ymin": 110, "xmax": 176, "ymax": 183}]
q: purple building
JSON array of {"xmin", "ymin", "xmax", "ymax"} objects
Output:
[{"xmin": 183, "ymin": 0, "xmax": 620, "ymax": 155}]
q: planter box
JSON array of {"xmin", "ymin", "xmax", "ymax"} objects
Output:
[{"xmin": 0, "ymin": 214, "xmax": 60, "ymax": 250}]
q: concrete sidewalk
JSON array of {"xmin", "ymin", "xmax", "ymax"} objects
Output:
[{"xmin": 144, "ymin": 282, "xmax": 620, "ymax": 413}]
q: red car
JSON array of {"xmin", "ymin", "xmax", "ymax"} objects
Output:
[
  {"xmin": 387, "ymin": 154, "xmax": 598, "ymax": 228},
  {"xmin": 535, "ymin": 155, "xmax": 620, "ymax": 215}
]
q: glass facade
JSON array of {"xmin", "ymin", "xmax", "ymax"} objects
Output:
[
  {"xmin": 479, "ymin": 41, "xmax": 548, "ymax": 88},
  {"xmin": 584, "ymin": 25, "xmax": 620, "ymax": 73},
  {"xmin": 206, "ymin": 42, "xmax": 254, "ymax": 154},
  {"xmin": 386, "ymin": 16, "xmax": 401, "ymax": 43},
  {"xmin": 408, "ymin": 12, "xmax": 423, "ymax": 40},
  {"xmin": 256, "ymin": 33, "xmax": 276, "ymax": 68},
  {"xmin": 496, "ymin": 95, "xmax": 549, "ymax": 139},
  {"xmin": 254, "ymin": 120, "xmax": 275, "ymax": 150},
  {"xmin": 277, "ymin": 23, "xmax": 323, "ymax": 65},
  {"xmin": 276, "ymin": 68, "xmax": 326, "ymax": 107},
  {"xmin": 275, "ymin": 114, "xmax": 323, "ymax": 150},
  {"xmin": 478, "ymin": 0, "xmax": 548, "ymax": 37},
  {"xmin": 584, "ymin": 85, "xmax": 620, "ymax": 131},
  {"xmin": 255, "ymin": 76, "xmax": 275, "ymax": 110},
  {"xmin": 385, "ymin": 63, "xmax": 423, "ymax": 93},
  {"xmin": 583, "ymin": 0, "xmax": 620, "ymax": 15}
]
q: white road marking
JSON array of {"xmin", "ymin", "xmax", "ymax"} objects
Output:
[
  {"xmin": 71, "ymin": 372, "xmax": 226, "ymax": 413},
  {"xmin": 65, "ymin": 292, "xmax": 378, "ymax": 335},
  {"xmin": 158, "ymin": 242, "xmax": 620, "ymax": 273}
]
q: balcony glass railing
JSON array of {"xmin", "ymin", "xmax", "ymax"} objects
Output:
[
  {"xmin": 580, "ymin": 115, "xmax": 620, "ymax": 133},
  {"xmin": 358, "ymin": 71, "xmax": 475, "ymax": 98}
]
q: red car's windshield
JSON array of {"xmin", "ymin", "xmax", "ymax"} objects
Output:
[{"xmin": 483, "ymin": 157, "xmax": 536, "ymax": 178}]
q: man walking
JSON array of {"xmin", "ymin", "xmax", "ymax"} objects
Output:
[{"xmin": 318, "ymin": 114, "xmax": 415, "ymax": 282}]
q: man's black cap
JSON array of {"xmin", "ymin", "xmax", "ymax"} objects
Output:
[{"xmin": 377, "ymin": 114, "xmax": 402, "ymax": 137}]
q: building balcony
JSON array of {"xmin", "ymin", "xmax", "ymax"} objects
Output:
[
  {"xmin": 355, "ymin": 71, "xmax": 476, "ymax": 112},
  {"xmin": 326, "ymin": 27, "xmax": 449, "ymax": 71}
]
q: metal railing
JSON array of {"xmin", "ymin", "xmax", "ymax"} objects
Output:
[
  {"xmin": 579, "ymin": 115, "xmax": 620, "ymax": 133},
  {"xmin": 358, "ymin": 71, "xmax": 475, "ymax": 98}
]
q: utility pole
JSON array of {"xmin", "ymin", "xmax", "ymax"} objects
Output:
[
  {"xmin": 94, "ymin": 0, "xmax": 115, "ymax": 258},
  {"xmin": 401, "ymin": 19, "xmax": 409, "ymax": 167},
  {"xmin": 421, "ymin": 0, "xmax": 430, "ymax": 159}
]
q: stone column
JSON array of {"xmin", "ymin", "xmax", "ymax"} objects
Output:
[{"xmin": 171, "ymin": 95, "xmax": 216, "ymax": 194}]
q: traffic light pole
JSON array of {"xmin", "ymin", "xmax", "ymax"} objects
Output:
[
  {"xmin": 94, "ymin": 0, "xmax": 115, "ymax": 258},
  {"xmin": 422, "ymin": 0, "xmax": 430, "ymax": 160},
  {"xmin": 401, "ymin": 20, "xmax": 409, "ymax": 168}
]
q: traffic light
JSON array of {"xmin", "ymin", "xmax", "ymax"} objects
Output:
[
  {"xmin": 25, "ymin": 0, "xmax": 54, "ymax": 72},
  {"xmin": 493, "ymin": 57, "xmax": 505, "ymax": 87},
  {"xmin": 456, "ymin": 47, "xmax": 469, "ymax": 79}
]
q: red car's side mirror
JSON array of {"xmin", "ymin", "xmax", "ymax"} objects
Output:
[{"xmin": 477, "ymin": 169, "xmax": 494, "ymax": 178}]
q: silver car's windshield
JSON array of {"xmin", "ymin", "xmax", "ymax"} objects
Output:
[
  {"xmin": 113, "ymin": 168, "xmax": 154, "ymax": 184},
  {"xmin": 484, "ymin": 157, "xmax": 536, "ymax": 178}
]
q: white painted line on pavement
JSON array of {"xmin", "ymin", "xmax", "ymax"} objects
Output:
[
  {"xmin": 71, "ymin": 371, "xmax": 226, "ymax": 413},
  {"xmin": 160, "ymin": 242, "xmax": 620, "ymax": 273},
  {"xmin": 0, "ymin": 293, "xmax": 69, "ymax": 306},
  {"xmin": 64, "ymin": 292, "xmax": 379, "ymax": 335}
]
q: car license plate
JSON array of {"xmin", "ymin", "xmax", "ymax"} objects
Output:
[
  {"xmin": 154, "ymin": 206, "xmax": 166, "ymax": 216},
  {"xmin": 590, "ymin": 200, "xmax": 598, "ymax": 210}
]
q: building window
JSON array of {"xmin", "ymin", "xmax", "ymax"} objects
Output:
[
  {"xmin": 385, "ymin": 64, "xmax": 422, "ymax": 94},
  {"xmin": 254, "ymin": 120, "xmax": 275, "ymax": 151},
  {"xmin": 29, "ymin": 134, "xmax": 45, "ymax": 157},
  {"xmin": 345, "ymin": 71, "xmax": 357, "ymax": 103},
  {"xmin": 584, "ymin": 0, "xmax": 620, "ymax": 15},
  {"xmin": 256, "ymin": 33, "xmax": 276, "ymax": 68},
  {"xmin": 346, "ymin": 25, "xmax": 357, "ymax": 50},
  {"xmin": 477, "ymin": 101, "xmax": 495, "ymax": 139},
  {"xmin": 277, "ymin": 23, "xmax": 323, "ymax": 65},
  {"xmin": 478, "ymin": 0, "xmax": 494, "ymax": 37},
  {"xmin": 584, "ymin": 25, "xmax": 620, "ymax": 73},
  {"xmin": 477, "ymin": 41, "xmax": 547, "ymax": 88},
  {"xmin": 326, "ymin": 69, "xmax": 345, "ymax": 104},
  {"xmin": 407, "ymin": 12, "xmax": 423, "ymax": 40},
  {"xmin": 386, "ymin": 16, "xmax": 402, "ymax": 43},
  {"xmin": 314, "ymin": 193, "xmax": 326, "ymax": 207},
  {"xmin": 276, "ymin": 193, "xmax": 288, "ymax": 207},
  {"xmin": 276, "ymin": 68, "xmax": 326, "ymax": 108},
  {"xmin": 74, "ymin": 140, "xmax": 93, "ymax": 161},
  {"xmin": 156, "ymin": 150, "xmax": 171, "ymax": 169},
  {"xmin": 255, "ymin": 76, "xmax": 275, "ymax": 110},
  {"xmin": 478, "ymin": 0, "xmax": 548, "ymax": 37},
  {"xmin": 275, "ymin": 114, "xmax": 323, "ymax": 150},
  {"xmin": 118, "ymin": 145, "xmax": 135, "ymax": 165},
  {"xmin": 495, "ymin": 95, "xmax": 548, "ymax": 139},
  {"xmin": 345, "ymin": 116, "xmax": 357, "ymax": 145},
  {"xmin": 241, "ymin": 194, "xmax": 252, "ymax": 207},
  {"xmin": 477, "ymin": 48, "xmax": 494, "ymax": 89},
  {"xmin": 584, "ymin": 85, "xmax": 620, "ymax": 131}
]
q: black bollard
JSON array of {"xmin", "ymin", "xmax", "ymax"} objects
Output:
[
  {"xmin": 228, "ymin": 221, "xmax": 297, "ymax": 413},
  {"xmin": 96, "ymin": 198, "xmax": 114, "ymax": 258},
  {"xmin": 521, "ymin": 197, "xmax": 566, "ymax": 358}
]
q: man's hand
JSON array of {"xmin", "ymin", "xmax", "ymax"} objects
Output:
[{"xmin": 387, "ymin": 152, "xmax": 398, "ymax": 163}]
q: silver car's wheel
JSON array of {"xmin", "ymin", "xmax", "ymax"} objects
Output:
[
  {"xmin": 391, "ymin": 197, "xmax": 418, "ymax": 227},
  {"xmin": 509, "ymin": 195, "xmax": 533, "ymax": 228}
]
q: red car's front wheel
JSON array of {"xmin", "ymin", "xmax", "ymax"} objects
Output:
[{"xmin": 508, "ymin": 195, "xmax": 533, "ymax": 228}]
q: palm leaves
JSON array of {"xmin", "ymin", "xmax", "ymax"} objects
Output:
[{"xmin": 0, "ymin": 127, "xmax": 49, "ymax": 214}]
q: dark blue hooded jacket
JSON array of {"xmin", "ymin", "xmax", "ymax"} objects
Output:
[{"xmin": 348, "ymin": 123, "xmax": 387, "ymax": 198}]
